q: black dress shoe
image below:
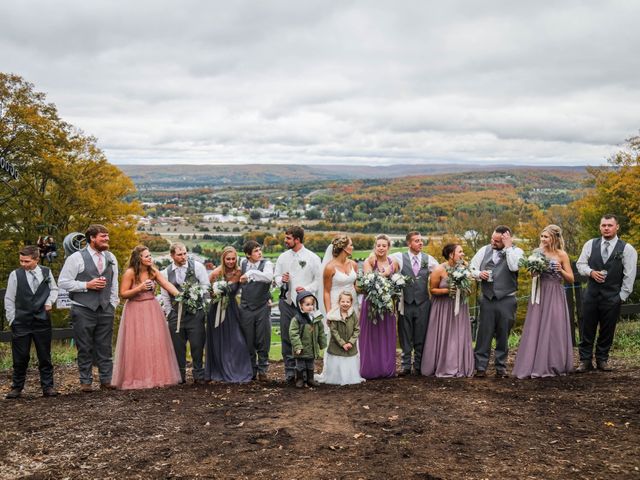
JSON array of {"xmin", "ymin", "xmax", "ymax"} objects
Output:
[
  {"xmin": 474, "ymin": 370, "xmax": 486, "ymax": 378},
  {"xmin": 576, "ymin": 361, "xmax": 594, "ymax": 373},
  {"xmin": 596, "ymin": 360, "xmax": 613, "ymax": 371},
  {"xmin": 5, "ymin": 388, "xmax": 22, "ymax": 399},
  {"xmin": 42, "ymin": 387, "xmax": 59, "ymax": 397},
  {"xmin": 398, "ymin": 369, "xmax": 411, "ymax": 377},
  {"xmin": 495, "ymin": 369, "xmax": 509, "ymax": 378}
]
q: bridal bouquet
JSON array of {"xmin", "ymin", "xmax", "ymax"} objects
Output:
[
  {"xmin": 519, "ymin": 250, "xmax": 550, "ymax": 305},
  {"xmin": 174, "ymin": 281, "xmax": 210, "ymax": 313},
  {"xmin": 356, "ymin": 272, "xmax": 407, "ymax": 324},
  {"xmin": 210, "ymin": 280, "xmax": 232, "ymax": 327},
  {"xmin": 445, "ymin": 262, "xmax": 473, "ymax": 315}
]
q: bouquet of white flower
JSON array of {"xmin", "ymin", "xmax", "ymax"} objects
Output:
[
  {"xmin": 356, "ymin": 271, "xmax": 407, "ymax": 324},
  {"xmin": 174, "ymin": 282, "xmax": 210, "ymax": 313},
  {"xmin": 210, "ymin": 280, "xmax": 232, "ymax": 327},
  {"xmin": 519, "ymin": 250, "xmax": 550, "ymax": 304},
  {"xmin": 445, "ymin": 262, "xmax": 473, "ymax": 315}
]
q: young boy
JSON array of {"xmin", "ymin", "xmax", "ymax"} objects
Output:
[
  {"xmin": 4, "ymin": 245, "xmax": 59, "ymax": 398},
  {"xmin": 289, "ymin": 290, "xmax": 327, "ymax": 388}
]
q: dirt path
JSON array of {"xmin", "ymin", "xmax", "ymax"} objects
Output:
[{"xmin": 1, "ymin": 359, "xmax": 639, "ymax": 479}]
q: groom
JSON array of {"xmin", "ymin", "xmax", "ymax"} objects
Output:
[
  {"xmin": 58, "ymin": 224, "xmax": 119, "ymax": 392},
  {"xmin": 160, "ymin": 242, "xmax": 210, "ymax": 384},
  {"xmin": 391, "ymin": 231, "xmax": 438, "ymax": 375}
]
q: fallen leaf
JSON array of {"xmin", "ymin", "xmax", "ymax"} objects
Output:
[
  {"xmin": 362, "ymin": 405, "xmax": 370, "ymax": 410},
  {"xmin": 353, "ymin": 432, "xmax": 365, "ymax": 439},
  {"xmin": 388, "ymin": 415, "xmax": 399, "ymax": 421}
]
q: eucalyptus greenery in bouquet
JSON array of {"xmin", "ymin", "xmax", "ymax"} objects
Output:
[
  {"xmin": 356, "ymin": 271, "xmax": 408, "ymax": 324},
  {"xmin": 444, "ymin": 261, "xmax": 473, "ymax": 301},
  {"xmin": 174, "ymin": 280, "xmax": 210, "ymax": 313},
  {"xmin": 518, "ymin": 250, "xmax": 550, "ymax": 275}
]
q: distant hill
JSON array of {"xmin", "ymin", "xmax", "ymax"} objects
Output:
[{"xmin": 119, "ymin": 163, "xmax": 587, "ymax": 188}]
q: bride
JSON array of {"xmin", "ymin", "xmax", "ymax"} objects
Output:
[{"xmin": 316, "ymin": 235, "xmax": 365, "ymax": 385}]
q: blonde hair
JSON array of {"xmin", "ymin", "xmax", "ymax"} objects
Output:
[
  {"xmin": 374, "ymin": 234, "xmax": 391, "ymax": 248},
  {"xmin": 541, "ymin": 224, "xmax": 565, "ymax": 252},
  {"xmin": 220, "ymin": 246, "xmax": 239, "ymax": 277},
  {"xmin": 337, "ymin": 291, "xmax": 354, "ymax": 304}
]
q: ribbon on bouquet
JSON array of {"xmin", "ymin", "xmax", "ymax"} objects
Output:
[
  {"xmin": 398, "ymin": 292, "xmax": 405, "ymax": 316},
  {"xmin": 530, "ymin": 276, "xmax": 541, "ymax": 305},
  {"xmin": 454, "ymin": 287, "xmax": 461, "ymax": 316},
  {"xmin": 176, "ymin": 301, "xmax": 183, "ymax": 333},
  {"xmin": 214, "ymin": 301, "xmax": 226, "ymax": 328}
]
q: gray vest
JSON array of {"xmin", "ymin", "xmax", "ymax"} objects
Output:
[
  {"xmin": 400, "ymin": 252, "xmax": 430, "ymax": 305},
  {"xmin": 240, "ymin": 259, "xmax": 271, "ymax": 310},
  {"xmin": 69, "ymin": 249, "xmax": 114, "ymax": 311},
  {"xmin": 167, "ymin": 259, "xmax": 195, "ymax": 311},
  {"xmin": 585, "ymin": 238, "xmax": 626, "ymax": 302},
  {"xmin": 479, "ymin": 246, "xmax": 518, "ymax": 300},
  {"xmin": 13, "ymin": 267, "xmax": 51, "ymax": 328}
]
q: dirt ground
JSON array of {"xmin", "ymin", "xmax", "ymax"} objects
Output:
[{"xmin": 1, "ymin": 356, "xmax": 639, "ymax": 480}]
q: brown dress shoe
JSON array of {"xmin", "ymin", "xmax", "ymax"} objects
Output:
[
  {"xmin": 474, "ymin": 370, "xmax": 486, "ymax": 378},
  {"xmin": 80, "ymin": 383, "xmax": 93, "ymax": 393},
  {"xmin": 42, "ymin": 387, "xmax": 59, "ymax": 397},
  {"xmin": 258, "ymin": 373, "xmax": 268, "ymax": 382},
  {"xmin": 5, "ymin": 388, "xmax": 22, "ymax": 399},
  {"xmin": 576, "ymin": 361, "xmax": 594, "ymax": 373},
  {"xmin": 100, "ymin": 382, "xmax": 116, "ymax": 390},
  {"xmin": 596, "ymin": 360, "xmax": 612, "ymax": 371}
]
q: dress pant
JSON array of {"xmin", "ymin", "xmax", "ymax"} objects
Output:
[
  {"xmin": 11, "ymin": 324, "xmax": 54, "ymax": 390},
  {"xmin": 398, "ymin": 300, "xmax": 430, "ymax": 372},
  {"xmin": 279, "ymin": 299, "xmax": 298, "ymax": 380},
  {"xmin": 167, "ymin": 309, "xmax": 206, "ymax": 381},
  {"xmin": 474, "ymin": 295, "xmax": 517, "ymax": 372},
  {"xmin": 238, "ymin": 303, "xmax": 271, "ymax": 376},
  {"xmin": 580, "ymin": 294, "xmax": 622, "ymax": 362},
  {"xmin": 71, "ymin": 304, "xmax": 114, "ymax": 384}
]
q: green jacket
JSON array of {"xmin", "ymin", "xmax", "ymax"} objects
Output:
[
  {"xmin": 290, "ymin": 313, "xmax": 327, "ymax": 360},
  {"xmin": 326, "ymin": 307, "xmax": 360, "ymax": 357}
]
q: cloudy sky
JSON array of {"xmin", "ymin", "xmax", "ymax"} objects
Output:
[{"xmin": 1, "ymin": 1, "xmax": 638, "ymax": 166}]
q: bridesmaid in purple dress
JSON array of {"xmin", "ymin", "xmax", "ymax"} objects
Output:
[
  {"xmin": 205, "ymin": 247, "xmax": 253, "ymax": 383},
  {"xmin": 421, "ymin": 244, "xmax": 474, "ymax": 378},
  {"xmin": 359, "ymin": 234, "xmax": 400, "ymax": 379},
  {"xmin": 513, "ymin": 225, "xmax": 575, "ymax": 379}
]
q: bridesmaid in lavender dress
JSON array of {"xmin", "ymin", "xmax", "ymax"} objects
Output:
[
  {"xmin": 359, "ymin": 234, "xmax": 400, "ymax": 379},
  {"xmin": 205, "ymin": 247, "xmax": 253, "ymax": 383},
  {"xmin": 421, "ymin": 244, "xmax": 474, "ymax": 378},
  {"xmin": 513, "ymin": 225, "xmax": 575, "ymax": 379}
]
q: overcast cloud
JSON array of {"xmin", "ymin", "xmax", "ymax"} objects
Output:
[{"xmin": 1, "ymin": 1, "xmax": 639, "ymax": 166}]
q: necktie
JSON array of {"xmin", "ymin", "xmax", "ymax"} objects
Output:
[
  {"xmin": 412, "ymin": 256, "xmax": 420, "ymax": 276},
  {"xmin": 29, "ymin": 270, "xmax": 39, "ymax": 293},
  {"xmin": 602, "ymin": 241, "xmax": 610, "ymax": 263},
  {"xmin": 95, "ymin": 252, "xmax": 104, "ymax": 274}
]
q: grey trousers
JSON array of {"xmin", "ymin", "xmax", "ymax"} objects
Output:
[
  {"xmin": 238, "ymin": 303, "xmax": 271, "ymax": 376},
  {"xmin": 168, "ymin": 309, "xmax": 206, "ymax": 381},
  {"xmin": 71, "ymin": 305, "xmax": 114, "ymax": 384},
  {"xmin": 279, "ymin": 299, "xmax": 298, "ymax": 380},
  {"xmin": 295, "ymin": 357, "xmax": 315, "ymax": 372},
  {"xmin": 398, "ymin": 300, "xmax": 431, "ymax": 371},
  {"xmin": 474, "ymin": 295, "xmax": 517, "ymax": 372}
]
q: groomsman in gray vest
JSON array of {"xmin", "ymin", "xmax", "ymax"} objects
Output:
[
  {"xmin": 391, "ymin": 231, "xmax": 439, "ymax": 375},
  {"xmin": 470, "ymin": 225, "xmax": 523, "ymax": 377},
  {"xmin": 160, "ymin": 242, "xmax": 210, "ymax": 383},
  {"xmin": 274, "ymin": 226, "xmax": 322, "ymax": 383},
  {"xmin": 239, "ymin": 240, "xmax": 274, "ymax": 381},
  {"xmin": 59, "ymin": 224, "xmax": 119, "ymax": 392},
  {"xmin": 576, "ymin": 214, "xmax": 637, "ymax": 372},
  {"xmin": 4, "ymin": 245, "xmax": 59, "ymax": 398}
]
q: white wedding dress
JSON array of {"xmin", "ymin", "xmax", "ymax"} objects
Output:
[{"xmin": 316, "ymin": 267, "xmax": 365, "ymax": 386}]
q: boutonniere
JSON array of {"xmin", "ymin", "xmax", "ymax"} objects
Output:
[
  {"xmin": 105, "ymin": 253, "xmax": 115, "ymax": 267},
  {"xmin": 298, "ymin": 260, "xmax": 307, "ymax": 269},
  {"xmin": 612, "ymin": 251, "xmax": 624, "ymax": 261},
  {"xmin": 420, "ymin": 259, "xmax": 429, "ymax": 270},
  {"xmin": 497, "ymin": 250, "xmax": 506, "ymax": 259}
]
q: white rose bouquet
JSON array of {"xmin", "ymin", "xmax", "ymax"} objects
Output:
[
  {"xmin": 444, "ymin": 262, "xmax": 473, "ymax": 315},
  {"xmin": 356, "ymin": 272, "xmax": 407, "ymax": 324},
  {"xmin": 519, "ymin": 250, "xmax": 550, "ymax": 305}
]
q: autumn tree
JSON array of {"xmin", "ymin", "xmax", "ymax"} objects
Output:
[{"xmin": 0, "ymin": 73, "xmax": 141, "ymax": 273}]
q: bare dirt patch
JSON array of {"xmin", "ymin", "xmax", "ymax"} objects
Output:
[{"xmin": 1, "ymin": 357, "xmax": 639, "ymax": 479}]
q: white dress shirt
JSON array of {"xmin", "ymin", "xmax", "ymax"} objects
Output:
[
  {"xmin": 274, "ymin": 246, "xmax": 322, "ymax": 304},
  {"xmin": 159, "ymin": 259, "xmax": 211, "ymax": 316},
  {"xmin": 390, "ymin": 251, "xmax": 439, "ymax": 272},
  {"xmin": 58, "ymin": 246, "xmax": 119, "ymax": 308},
  {"xmin": 469, "ymin": 245, "xmax": 524, "ymax": 279},
  {"xmin": 242, "ymin": 259, "xmax": 274, "ymax": 283},
  {"xmin": 4, "ymin": 266, "xmax": 59, "ymax": 325},
  {"xmin": 576, "ymin": 236, "xmax": 638, "ymax": 301}
]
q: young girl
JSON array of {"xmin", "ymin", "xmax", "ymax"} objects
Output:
[
  {"xmin": 290, "ymin": 291, "xmax": 327, "ymax": 388},
  {"xmin": 318, "ymin": 291, "xmax": 365, "ymax": 386}
]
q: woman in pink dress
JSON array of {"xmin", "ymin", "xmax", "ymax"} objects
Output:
[{"xmin": 112, "ymin": 245, "xmax": 182, "ymax": 390}]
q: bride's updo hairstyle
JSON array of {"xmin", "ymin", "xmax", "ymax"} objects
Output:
[
  {"xmin": 332, "ymin": 235, "xmax": 351, "ymax": 257},
  {"xmin": 541, "ymin": 224, "xmax": 565, "ymax": 252}
]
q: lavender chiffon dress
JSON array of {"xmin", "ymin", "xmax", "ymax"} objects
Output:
[
  {"xmin": 512, "ymin": 270, "xmax": 574, "ymax": 379},
  {"xmin": 205, "ymin": 283, "xmax": 253, "ymax": 383},
  {"xmin": 420, "ymin": 277, "xmax": 474, "ymax": 378},
  {"xmin": 359, "ymin": 262, "xmax": 397, "ymax": 379}
]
